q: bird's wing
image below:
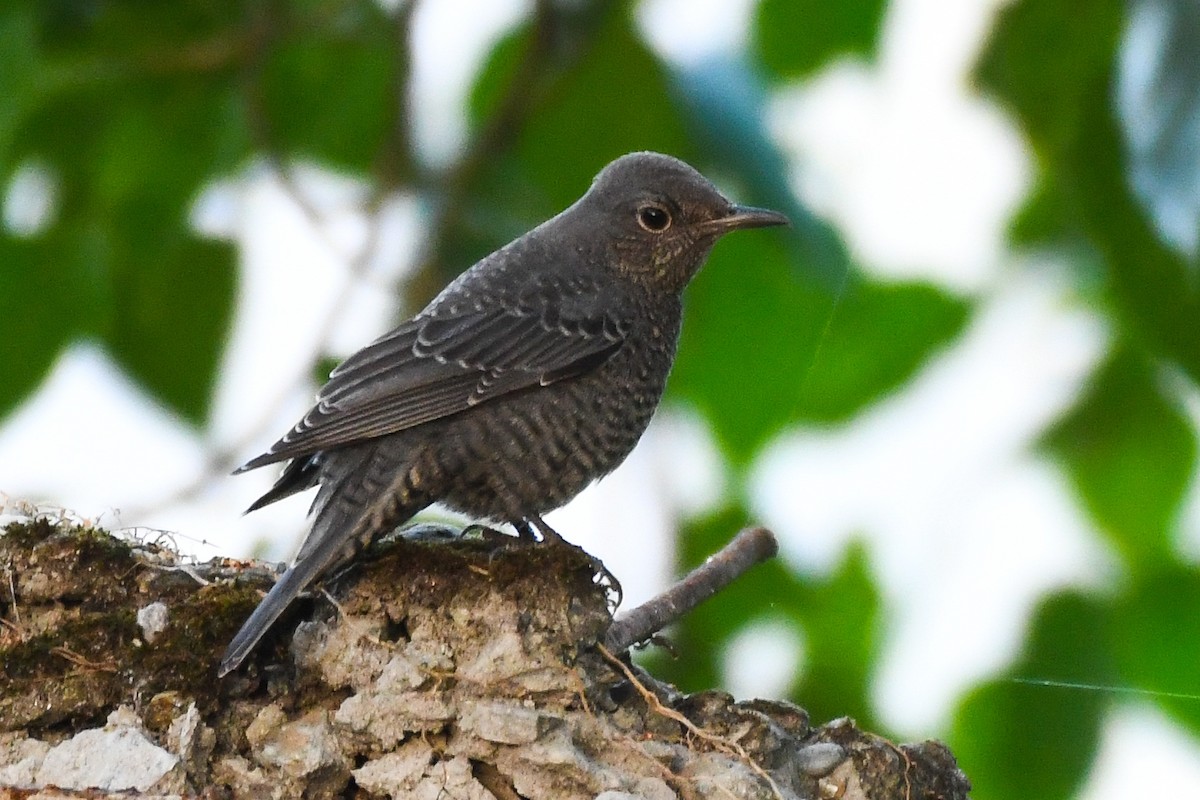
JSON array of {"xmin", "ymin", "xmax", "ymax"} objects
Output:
[{"xmin": 237, "ymin": 296, "xmax": 629, "ymax": 471}]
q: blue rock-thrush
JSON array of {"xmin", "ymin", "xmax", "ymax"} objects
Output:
[{"xmin": 219, "ymin": 152, "xmax": 788, "ymax": 676}]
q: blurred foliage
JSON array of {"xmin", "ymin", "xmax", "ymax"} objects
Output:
[
  {"xmin": 1044, "ymin": 347, "xmax": 1197, "ymax": 566},
  {"xmin": 978, "ymin": 0, "xmax": 1200, "ymax": 381},
  {"xmin": 755, "ymin": 0, "xmax": 887, "ymax": 81},
  {"xmin": 1113, "ymin": 564, "xmax": 1200, "ymax": 735},
  {"xmin": 952, "ymin": 592, "xmax": 1112, "ymax": 800},
  {"xmin": 970, "ymin": 0, "xmax": 1200, "ymax": 795},
  {"xmin": 3, "ymin": 1, "xmax": 1200, "ymax": 798},
  {"xmin": 1, "ymin": 1, "xmax": 247, "ymax": 421}
]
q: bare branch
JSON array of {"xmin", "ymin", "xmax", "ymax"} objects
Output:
[{"xmin": 604, "ymin": 527, "xmax": 779, "ymax": 654}]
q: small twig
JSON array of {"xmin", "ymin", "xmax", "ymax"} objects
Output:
[
  {"xmin": 597, "ymin": 643, "xmax": 785, "ymax": 800},
  {"xmin": 885, "ymin": 737, "xmax": 915, "ymax": 800},
  {"xmin": 157, "ymin": 565, "xmax": 212, "ymax": 587},
  {"xmin": 4, "ymin": 559, "xmax": 19, "ymax": 627},
  {"xmin": 319, "ymin": 587, "xmax": 396, "ymax": 655},
  {"xmin": 604, "ymin": 527, "xmax": 778, "ymax": 654},
  {"xmin": 0, "ymin": 617, "xmax": 27, "ymax": 642},
  {"xmin": 566, "ymin": 667, "xmax": 593, "ymax": 716},
  {"xmin": 50, "ymin": 646, "xmax": 118, "ymax": 673}
]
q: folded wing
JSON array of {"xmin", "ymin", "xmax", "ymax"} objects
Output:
[{"xmin": 238, "ymin": 295, "xmax": 629, "ymax": 471}]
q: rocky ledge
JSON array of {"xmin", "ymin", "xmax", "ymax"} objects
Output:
[{"xmin": 0, "ymin": 516, "xmax": 969, "ymax": 799}]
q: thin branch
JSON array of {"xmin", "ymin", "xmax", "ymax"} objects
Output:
[{"xmin": 604, "ymin": 527, "xmax": 778, "ymax": 654}]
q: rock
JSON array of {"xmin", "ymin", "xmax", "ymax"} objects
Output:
[
  {"xmin": 0, "ymin": 518, "xmax": 971, "ymax": 800},
  {"xmin": 32, "ymin": 707, "xmax": 182, "ymax": 792}
]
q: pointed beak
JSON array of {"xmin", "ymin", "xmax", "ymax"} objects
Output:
[{"xmin": 698, "ymin": 204, "xmax": 790, "ymax": 235}]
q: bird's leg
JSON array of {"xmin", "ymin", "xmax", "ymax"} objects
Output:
[
  {"xmin": 525, "ymin": 513, "xmax": 565, "ymax": 544},
  {"xmin": 513, "ymin": 518, "xmax": 541, "ymax": 542}
]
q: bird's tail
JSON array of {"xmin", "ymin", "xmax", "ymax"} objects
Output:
[
  {"xmin": 217, "ymin": 553, "xmax": 333, "ymax": 677},
  {"xmin": 218, "ymin": 443, "xmax": 437, "ymax": 677}
]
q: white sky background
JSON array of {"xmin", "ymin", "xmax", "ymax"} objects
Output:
[{"xmin": 2, "ymin": 0, "xmax": 1200, "ymax": 796}]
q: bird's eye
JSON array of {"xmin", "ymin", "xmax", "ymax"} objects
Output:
[{"xmin": 636, "ymin": 204, "xmax": 672, "ymax": 233}]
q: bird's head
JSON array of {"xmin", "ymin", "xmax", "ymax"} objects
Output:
[{"xmin": 574, "ymin": 152, "xmax": 788, "ymax": 293}]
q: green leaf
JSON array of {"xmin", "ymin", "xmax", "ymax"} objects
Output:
[
  {"xmin": 795, "ymin": 279, "xmax": 969, "ymax": 420},
  {"xmin": 503, "ymin": 7, "xmax": 692, "ymax": 209},
  {"xmin": 0, "ymin": 6, "xmax": 38, "ymax": 167},
  {"xmin": 668, "ymin": 57, "xmax": 849, "ymax": 288},
  {"xmin": 1008, "ymin": 177, "xmax": 1079, "ymax": 249},
  {"xmin": 36, "ymin": 0, "xmax": 249, "ymax": 54},
  {"xmin": 259, "ymin": 1, "xmax": 399, "ymax": 172},
  {"xmin": 1042, "ymin": 347, "xmax": 1197, "ymax": 566},
  {"xmin": 789, "ymin": 541, "xmax": 881, "ymax": 728},
  {"xmin": 90, "ymin": 86, "xmax": 245, "ymax": 210},
  {"xmin": 977, "ymin": 0, "xmax": 1200, "ymax": 383},
  {"xmin": 670, "ymin": 233, "xmax": 820, "ymax": 464},
  {"xmin": 975, "ymin": 0, "xmax": 1121, "ymax": 158},
  {"xmin": 671, "ymin": 230, "xmax": 968, "ymax": 463},
  {"xmin": 1, "ymin": 6, "xmax": 251, "ymax": 423},
  {"xmin": 1113, "ymin": 565, "xmax": 1200, "ymax": 736},
  {"xmin": 465, "ymin": 20, "xmax": 525, "ymax": 131},
  {"xmin": 11, "ymin": 84, "xmax": 245, "ymax": 422},
  {"xmin": 451, "ymin": 4, "xmax": 693, "ymax": 280},
  {"xmin": 103, "ymin": 217, "xmax": 236, "ymax": 424},
  {"xmin": 951, "ymin": 592, "xmax": 1110, "ymax": 800},
  {"xmin": 467, "ymin": 3, "xmax": 705, "ymax": 202},
  {"xmin": 754, "ymin": 0, "xmax": 887, "ymax": 81},
  {"xmin": 0, "ymin": 227, "xmax": 107, "ymax": 418}
]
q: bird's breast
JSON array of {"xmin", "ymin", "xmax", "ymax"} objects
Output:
[{"xmin": 434, "ymin": 306, "xmax": 681, "ymax": 521}]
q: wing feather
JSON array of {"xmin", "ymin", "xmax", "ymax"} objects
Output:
[{"xmin": 238, "ymin": 292, "xmax": 628, "ymax": 471}]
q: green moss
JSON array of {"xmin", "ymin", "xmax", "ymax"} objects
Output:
[
  {"xmin": 68, "ymin": 524, "xmax": 137, "ymax": 568},
  {"xmin": 137, "ymin": 582, "xmax": 264, "ymax": 703},
  {"xmin": 1, "ymin": 612, "xmax": 137, "ymax": 680},
  {"xmin": 0, "ymin": 612, "xmax": 137, "ymax": 733},
  {"xmin": 1, "ymin": 517, "xmax": 61, "ymax": 548},
  {"xmin": 0, "ymin": 519, "xmax": 271, "ymax": 726}
]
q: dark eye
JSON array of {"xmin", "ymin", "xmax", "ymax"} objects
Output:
[{"xmin": 636, "ymin": 204, "xmax": 671, "ymax": 232}]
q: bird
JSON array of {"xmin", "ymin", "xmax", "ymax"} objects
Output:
[{"xmin": 218, "ymin": 152, "xmax": 788, "ymax": 676}]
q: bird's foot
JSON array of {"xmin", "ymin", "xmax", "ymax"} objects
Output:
[
  {"xmin": 462, "ymin": 523, "xmax": 513, "ymax": 544},
  {"xmin": 521, "ymin": 514, "xmax": 623, "ymax": 610},
  {"xmin": 593, "ymin": 562, "xmax": 623, "ymax": 612}
]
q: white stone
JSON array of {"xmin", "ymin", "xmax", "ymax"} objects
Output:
[
  {"xmin": 249, "ymin": 708, "xmax": 346, "ymax": 778},
  {"xmin": 137, "ymin": 601, "xmax": 170, "ymax": 642},
  {"xmin": 351, "ymin": 742, "xmax": 434, "ymax": 798},
  {"xmin": 0, "ymin": 735, "xmax": 51, "ymax": 786},
  {"xmin": 33, "ymin": 725, "xmax": 179, "ymax": 791}
]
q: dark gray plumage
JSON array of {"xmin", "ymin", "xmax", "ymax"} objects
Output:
[{"xmin": 218, "ymin": 152, "xmax": 787, "ymax": 676}]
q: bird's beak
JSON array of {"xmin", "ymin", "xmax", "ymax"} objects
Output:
[{"xmin": 698, "ymin": 204, "xmax": 790, "ymax": 235}]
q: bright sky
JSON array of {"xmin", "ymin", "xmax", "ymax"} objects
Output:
[{"xmin": 2, "ymin": 1, "xmax": 1199, "ymax": 796}]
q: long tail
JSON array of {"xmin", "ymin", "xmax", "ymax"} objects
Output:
[
  {"xmin": 218, "ymin": 553, "xmax": 337, "ymax": 677},
  {"xmin": 218, "ymin": 443, "xmax": 438, "ymax": 677}
]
